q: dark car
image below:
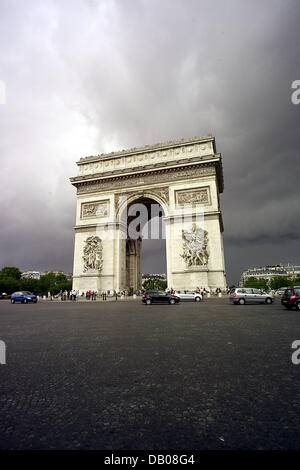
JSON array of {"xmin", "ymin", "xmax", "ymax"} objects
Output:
[
  {"xmin": 142, "ymin": 290, "xmax": 180, "ymax": 305},
  {"xmin": 281, "ymin": 288, "xmax": 300, "ymax": 310},
  {"xmin": 11, "ymin": 291, "xmax": 38, "ymax": 304}
]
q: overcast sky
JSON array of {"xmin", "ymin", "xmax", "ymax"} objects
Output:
[{"xmin": 0, "ymin": 0, "xmax": 299, "ymax": 284}]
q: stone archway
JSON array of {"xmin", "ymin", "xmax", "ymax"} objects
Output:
[
  {"xmin": 70, "ymin": 135, "xmax": 227, "ymax": 293},
  {"xmin": 118, "ymin": 195, "xmax": 166, "ymax": 292}
]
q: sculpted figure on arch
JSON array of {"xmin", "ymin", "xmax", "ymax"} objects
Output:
[{"xmin": 181, "ymin": 224, "xmax": 209, "ymax": 267}]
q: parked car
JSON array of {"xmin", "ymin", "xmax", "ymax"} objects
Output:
[
  {"xmin": 142, "ymin": 290, "xmax": 180, "ymax": 305},
  {"xmin": 175, "ymin": 290, "xmax": 203, "ymax": 302},
  {"xmin": 281, "ymin": 288, "xmax": 300, "ymax": 310},
  {"xmin": 276, "ymin": 287, "xmax": 289, "ymax": 295},
  {"xmin": 0, "ymin": 293, "xmax": 11, "ymax": 299},
  {"xmin": 230, "ymin": 288, "xmax": 274, "ymax": 305},
  {"xmin": 11, "ymin": 291, "xmax": 37, "ymax": 304}
]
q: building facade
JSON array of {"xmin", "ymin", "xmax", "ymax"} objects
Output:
[
  {"xmin": 70, "ymin": 136, "xmax": 227, "ymax": 293},
  {"xmin": 240, "ymin": 265, "xmax": 300, "ymax": 286}
]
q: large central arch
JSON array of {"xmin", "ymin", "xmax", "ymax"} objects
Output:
[
  {"xmin": 70, "ymin": 135, "xmax": 227, "ymax": 293},
  {"xmin": 118, "ymin": 194, "xmax": 166, "ymax": 292}
]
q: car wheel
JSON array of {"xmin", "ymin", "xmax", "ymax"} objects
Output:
[
  {"xmin": 11, "ymin": 299, "xmax": 15, "ymax": 304},
  {"xmin": 169, "ymin": 298, "xmax": 175, "ymax": 305},
  {"xmin": 284, "ymin": 306, "xmax": 292, "ymax": 310},
  {"xmin": 296, "ymin": 302, "xmax": 300, "ymax": 311},
  {"xmin": 265, "ymin": 298, "xmax": 272, "ymax": 304},
  {"xmin": 239, "ymin": 298, "xmax": 245, "ymax": 305},
  {"xmin": 195, "ymin": 297, "xmax": 201, "ymax": 302},
  {"xmin": 146, "ymin": 299, "xmax": 151, "ymax": 305},
  {"xmin": 23, "ymin": 299, "xmax": 27, "ymax": 304}
]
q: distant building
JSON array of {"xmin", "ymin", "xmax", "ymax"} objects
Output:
[
  {"xmin": 240, "ymin": 264, "xmax": 300, "ymax": 286},
  {"xmin": 21, "ymin": 271, "xmax": 42, "ymax": 280},
  {"xmin": 142, "ymin": 273, "xmax": 167, "ymax": 282},
  {"xmin": 21, "ymin": 270, "xmax": 73, "ymax": 280}
]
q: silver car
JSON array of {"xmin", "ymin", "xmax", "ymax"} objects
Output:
[
  {"xmin": 230, "ymin": 288, "xmax": 274, "ymax": 305},
  {"xmin": 175, "ymin": 290, "xmax": 203, "ymax": 302}
]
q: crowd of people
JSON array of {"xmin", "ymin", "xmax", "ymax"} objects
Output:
[
  {"xmin": 57, "ymin": 286, "xmax": 231, "ymax": 301},
  {"xmin": 58, "ymin": 289, "xmax": 125, "ymax": 301}
]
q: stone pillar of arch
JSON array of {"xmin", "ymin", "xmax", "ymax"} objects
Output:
[{"xmin": 70, "ymin": 135, "xmax": 227, "ymax": 294}]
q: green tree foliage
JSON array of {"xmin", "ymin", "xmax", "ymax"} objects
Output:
[
  {"xmin": 293, "ymin": 277, "xmax": 300, "ymax": 286},
  {"xmin": 0, "ymin": 266, "xmax": 22, "ymax": 279},
  {"xmin": 20, "ymin": 278, "xmax": 39, "ymax": 293},
  {"xmin": 0, "ymin": 277, "xmax": 20, "ymax": 294},
  {"xmin": 142, "ymin": 278, "xmax": 167, "ymax": 291},
  {"xmin": 0, "ymin": 266, "xmax": 72, "ymax": 295},
  {"xmin": 269, "ymin": 276, "xmax": 293, "ymax": 290},
  {"xmin": 244, "ymin": 277, "xmax": 269, "ymax": 290},
  {"xmin": 0, "ymin": 266, "xmax": 22, "ymax": 294},
  {"xmin": 38, "ymin": 273, "xmax": 71, "ymax": 295}
]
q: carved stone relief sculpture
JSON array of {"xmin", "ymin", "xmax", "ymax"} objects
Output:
[
  {"xmin": 81, "ymin": 201, "xmax": 109, "ymax": 219},
  {"xmin": 181, "ymin": 224, "xmax": 209, "ymax": 266},
  {"xmin": 83, "ymin": 236, "xmax": 103, "ymax": 272},
  {"xmin": 175, "ymin": 187, "xmax": 210, "ymax": 205}
]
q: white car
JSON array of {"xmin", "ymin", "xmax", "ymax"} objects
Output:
[
  {"xmin": 175, "ymin": 290, "xmax": 203, "ymax": 302},
  {"xmin": 275, "ymin": 287, "xmax": 289, "ymax": 295}
]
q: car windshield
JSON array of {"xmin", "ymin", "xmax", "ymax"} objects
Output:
[{"xmin": 22, "ymin": 291, "xmax": 33, "ymax": 295}]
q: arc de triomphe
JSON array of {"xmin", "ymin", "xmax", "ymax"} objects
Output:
[{"xmin": 70, "ymin": 135, "xmax": 226, "ymax": 292}]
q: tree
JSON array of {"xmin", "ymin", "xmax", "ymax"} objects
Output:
[
  {"xmin": 269, "ymin": 276, "xmax": 292, "ymax": 290},
  {"xmin": 0, "ymin": 266, "xmax": 22, "ymax": 293},
  {"xmin": 292, "ymin": 277, "xmax": 300, "ymax": 286},
  {"xmin": 0, "ymin": 277, "xmax": 21, "ymax": 294},
  {"xmin": 0, "ymin": 266, "xmax": 22, "ymax": 280},
  {"xmin": 20, "ymin": 278, "xmax": 39, "ymax": 293},
  {"xmin": 142, "ymin": 279, "xmax": 167, "ymax": 291},
  {"xmin": 244, "ymin": 277, "xmax": 268, "ymax": 290},
  {"xmin": 38, "ymin": 273, "xmax": 71, "ymax": 295}
]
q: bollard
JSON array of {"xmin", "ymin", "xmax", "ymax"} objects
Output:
[{"xmin": 0, "ymin": 340, "xmax": 6, "ymax": 365}]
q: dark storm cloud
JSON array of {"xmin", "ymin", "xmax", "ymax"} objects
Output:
[{"xmin": 0, "ymin": 0, "xmax": 299, "ymax": 283}]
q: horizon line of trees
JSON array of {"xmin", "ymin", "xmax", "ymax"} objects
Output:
[
  {"xmin": 244, "ymin": 275, "xmax": 300, "ymax": 290},
  {"xmin": 142, "ymin": 278, "xmax": 167, "ymax": 291},
  {"xmin": 0, "ymin": 266, "xmax": 72, "ymax": 295}
]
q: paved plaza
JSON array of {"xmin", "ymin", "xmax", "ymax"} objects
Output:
[{"xmin": 0, "ymin": 297, "xmax": 300, "ymax": 450}]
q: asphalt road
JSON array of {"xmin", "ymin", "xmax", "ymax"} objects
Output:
[{"xmin": 0, "ymin": 297, "xmax": 299, "ymax": 450}]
